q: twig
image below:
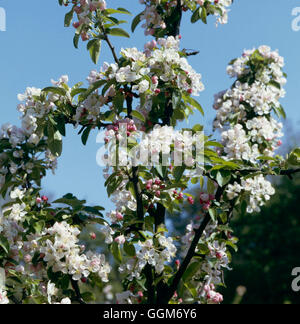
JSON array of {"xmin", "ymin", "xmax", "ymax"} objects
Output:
[
  {"xmin": 157, "ymin": 213, "xmax": 211, "ymax": 304},
  {"xmin": 10, "ymin": 295, "xmax": 22, "ymax": 304},
  {"xmin": 70, "ymin": 277, "xmax": 86, "ymax": 304},
  {"xmin": 104, "ymin": 35, "xmax": 119, "ymax": 64}
]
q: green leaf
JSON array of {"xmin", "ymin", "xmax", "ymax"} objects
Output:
[
  {"xmin": 207, "ymin": 178, "xmax": 216, "ymax": 195},
  {"xmin": 87, "ymin": 39, "xmax": 101, "ymax": 65},
  {"xmin": 111, "ymin": 242, "xmax": 122, "ymax": 263},
  {"xmin": 182, "ymin": 262, "xmax": 201, "ymax": 282},
  {"xmin": 124, "ymin": 242, "xmax": 136, "ymax": 257},
  {"xmin": 108, "ymin": 28, "xmax": 130, "ymax": 38},
  {"xmin": 73, "ymin": 33, "xmax": 80, "ymax": 49},
  {"xmin": 183, "ymin": 95, "xmax": 204, "ymax": 116},
  {"xmin": 64, "ymin": 9, "xmax": 74, "ymax": 27},
  {"xmin": 209, "ymin": 208, "xmax": 217, "ymax": 222},
  {"xmin": 269, "ymin": 80, "xmax": 281, "ymax": 90},
  {"xmin": 33, "ymin": 221, "xmax": 45, "ymax": 234},
  {"xmin": 55, "ymin": 115, "xmax": 66, "ymax": 137},
  {"xmin": 71, "ymin": 88, "xmax": 87, "ymax": 98},
  {"xmin": 131, "ymin": 12, "xmax": 143, "ymax": 32},
  {"xmin": 0, "ymin": 235, "xmax": 9, "ymax": 254},
  {"xmin": 132, "ymin": 110, "xmax": 146, "ymax": 123},
  {"xmin": 191, "ymin": 9, "xmax": 200, "ymax": 23},
  {"xmin": 81, "ymin": 292, "xmax": 96, "ymax": 302},
  {"xmin": 173, "ymin": 166, "xmax": 186, "ymax": 183},
  {"xmin": 184, "ymin": 282, "xmax": 198, "ymax": 299},
  {"xmin": 105, "ymin": 8, "xmax": 131, "ymax": 15},
  {"xmin": 53, "ymin": 193, "xmax": 86, "ymax": 208},
  {"xmin": 201, "ymin": 7, "xmax": 207, "ymax": 24},
  {"xmin": 116, "ymin": 8, "xmax": 132, "ymax": 15},
  {"xmin": 82, "ymin": 80, "xmax": 107, "ymax": 100},
  {"xmin": 81, "ymin": 126, "xmax": 92, "ymax": 146},
  {"xmin": 216, "ymin": 171, "xmax": 231, "ymax": 187},
  {"xmin": 288, "ymin": 148, "xmax": 300, "ymax": 166},
  {"xmin": 42, "ymin": 87, "xmax": 66, "ymax": 97},
  {"xmin": 47, "ymin": 124, "xmax": 63, "ymax": 157},
  {"xmin": 205, "ymin": 141, "xmax": 223, "ymax": 148}
]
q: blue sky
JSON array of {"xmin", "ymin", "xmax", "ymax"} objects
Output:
[{"xmin": 0, "ymin": 0, "xmax": 300, "ymax": 210}]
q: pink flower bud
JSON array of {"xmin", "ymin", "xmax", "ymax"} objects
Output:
[
  {"xmin": 90, "ymin": 233, "xmax": 97, "ymax": 240},
  {"xmin": 177, "ymin": 192, "xmax": 184, "ymax": 200},
  {"xmin": 81, "ymin": 32, "xmax": 90, "ymax": 41},
  {"xmin": 155, "ymin": 179, "xmax": 161, "ymax": 185},
  {"xmin": 216, "ymin": 252, "xmax": 223, "ymax": 260},
  {"xmin": 116, "ymin": 212, "xmax": 124, "ymax": 221},
  {"xmin": 188, "ymin": 197, "xmax": 194, "ymax": 205},
  {"xmin": 203, "ymin": 202, "xmax": 211, "ymax": 211},
  {"xmin": 73, "ymin": 21, "xmax": 81, "ymax": 29},
  {"xmin": 115, "ymin": 235, "xmax": 126, "ymax": 245},
  {"xmin": 152, "ymin": 76, "xmax": 159, "ymax": 85}
]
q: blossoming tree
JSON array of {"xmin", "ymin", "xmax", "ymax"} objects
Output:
[{"xmin": 0, "ymin": 0, "xmax": 300, "ymax": 304}]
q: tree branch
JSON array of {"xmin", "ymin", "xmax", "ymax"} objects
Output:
[
  {"xmin": 157, "ymin": 213, "xmax": 211, "ymax": 304},
  {"xmin": 10, "ymin": 295, "xmax": 22, "ymax": 304},
  {"xmin": 98, "ymin": 17, "xmax": 119, "ymax": 64},
  {"xmin": 235, "ymin": 168, "xmax": 300, "ymax": 179},
  {"xmin": 70, "ymin": 277, "xmax": 86, "ymax": 304},
  {"xmin": 104, "ymin": 34, "xmax": 119, "ymax": 64}
]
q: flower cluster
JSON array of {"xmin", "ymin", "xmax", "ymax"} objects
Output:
[
  {"xmin": 84, "ymin": 36, "xmax": 204, "ymax": 127},
  {"xmin": 138, "ymin": 0, "xmax": 233, "ymax": 36},
  {"xmin": 182, "ymin": 0, "xmax": 233, "ymax": 25},
  {"xmin": 40, "ymin": 222, "xmax": 111, "ymax": 282},
  {"xmin": 104, "ymin": 119, "xmax": 137, "ymax": 144},
  {"xmin": 226, "ymin": 174, "xmax": 276, "ymax": 213},
  {"xmin": 214, "ymin": 46, "xmax": 286, "ymax": 130},
  {"xmin": 199, "ymin": 192, "xmax": 215, "ymax": 211},
  {"xmin": 119, "ymin": 235, "xmax": 177, "ymax": 280},
  {"xmin": 0, "ymin": 288, "xmax": 9, "ymax": 304},
  {"xmin": 203, "ymin": 284, "xmax": 223, "ymax": 304},
  {"xmin": 17, "ymin": 85, "xmax": 57, "ymax": 144},
  {"xmin": 181, "ymin": 219, "xmax": 231, "ymax": 303},
  {"xmin": 212, "ymin": 47, "xmax": 286, "ymax": 213},
  {"xmin": 0, "ymin": 77, "xmax": 72, "ymax": 190},
  {"xmin": 68, "ymin": 0, "xmax": 107, "ymax": 41},
  {"xmin": 47, "ymin": 281, "xmax": 72, "ymax": 304},
  {"xmin": 221, "ymin": 124, "xmax": 261, "ymax": 163}
]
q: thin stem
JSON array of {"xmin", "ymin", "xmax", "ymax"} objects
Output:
[
  {"xmin": 70, "ymin": 277, "xmax": 86, "ymax": 304},
  {"xmin": 104, "ymin": 35, "xmax": 119, "ymax": 64},
  {"xmin": 157, "ymin": 213, "xmax": 211, "ymax": 304},
  {"xmin": 131, "ymin": 166, "xmax": 144, "ymax": 221},
  {"xmin": 10, "ymin": 295, "xmax": 22, "ymax": 304},
  {"xmin": 157, "ymin": 185, "xmax": 226, "ymax": 304},
  {"xmin": 98, "ymin": 15, "xmax": 119, "ymax": 64},
  {"xmin": 145, "ymin": 264, "xmax": 155, "ymax": 304}
]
